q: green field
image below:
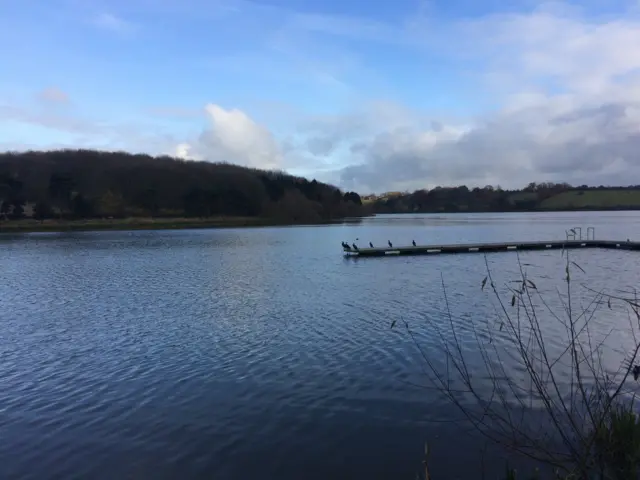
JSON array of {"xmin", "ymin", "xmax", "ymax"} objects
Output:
[{"xmin": 540, "ymin": 190, "xmax": 640, "ymax": 209}]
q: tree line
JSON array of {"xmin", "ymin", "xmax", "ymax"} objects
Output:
[
  {"xmin": 369, "ymin": 181, "xmax": 640, "ymax": 213},
  {"xmin": 0, "ymin": 149, "xmax": 364, "ymax": 222}
]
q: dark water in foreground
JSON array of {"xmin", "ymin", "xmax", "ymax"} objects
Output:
[{"xmin": 1, "ymin": 211, "xmax": 640, "ymax": 479}]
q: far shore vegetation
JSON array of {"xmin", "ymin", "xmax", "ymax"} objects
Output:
[
  {"xmin": 367, "ymin": 182, "xmax": 640, "ymax": 214},
  {"xmin": 0, "ymin": 149, "xmax": 365, "ymax": 233},
  {"xmin": 2, "ymin": 149, "xmax": 640, "ymax": 234}
]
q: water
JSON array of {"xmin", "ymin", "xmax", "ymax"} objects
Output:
[{"xmin": 1, "ymin": 211, "xmax": 640, "ymax": 479}]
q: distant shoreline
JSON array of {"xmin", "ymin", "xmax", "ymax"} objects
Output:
[
  {"xmin": 0, "ymin": 216, "xmax": 367, "ymax": 234},
  {"xmin": 371, "ymin": 206, "xmax": 640, "ymax": 214},
  {"xmin": 1, "ymin": 208, "xmax": 637, "ymax": 234}
]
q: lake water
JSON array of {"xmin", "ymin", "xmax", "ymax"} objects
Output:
[{"xmin": 1, "ymin": 211, "xmax": 640, "ymax": 479}]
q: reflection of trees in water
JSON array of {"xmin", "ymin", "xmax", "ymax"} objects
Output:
[{"xmin": 337, "ymin": 217, "xmax": 365, "ymax": 225}]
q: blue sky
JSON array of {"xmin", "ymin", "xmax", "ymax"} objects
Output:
[{"xmin": 2, "ymin": 0, "xmax": 640, "ymax": 192}]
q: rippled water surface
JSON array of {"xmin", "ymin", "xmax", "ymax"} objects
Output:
[{"xmin": 2, "ymin": 212, "xmax": 640, "ymax": 479}]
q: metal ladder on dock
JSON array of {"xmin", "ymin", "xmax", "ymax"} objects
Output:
[{"xmin": 566, "ymin": 226, "xmax": 595, "ymax": 241}]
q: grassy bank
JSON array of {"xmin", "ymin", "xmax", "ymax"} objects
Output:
[{"xmin": 0, "ymin": 216, "xmax": 363, "ymax": 233}]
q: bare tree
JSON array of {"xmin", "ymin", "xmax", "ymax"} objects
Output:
[{"xmin": 403, "ymin": 251, "xmax": 640, "ymax": 479}]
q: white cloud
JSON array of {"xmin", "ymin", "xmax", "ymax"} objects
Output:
[
  {"xmin": 177, "ymin": 104, "xmax": 283, "ymax": 169},
  {"xmin": 173, "ymin": 143, "xmax": 202, "ymax": 161},
  {"xmin": 316, "ymin": 3, "xmax": 640, "ymax": 192},
  {"xmin": 92, "ymin": 13, "xmax": 136, "ymax": 35},
  {"xmin": 463, "ymin": 10, "xmax": 640, "ymax": 96},
  {"xmin": 333, "ymin": 87, "xmax": 640, "ymax": 192},
  {"xmin": 338, "ymin": 97, "xmax": 640, "ymax": 193}
]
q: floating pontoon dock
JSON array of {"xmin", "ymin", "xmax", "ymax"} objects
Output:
[{"xmin": 342, "ymin": 227, "xmax": 640, "ymax": 257}]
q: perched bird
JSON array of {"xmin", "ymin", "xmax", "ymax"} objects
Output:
[
  {"xmin": 352, "ymin": 243, "xmax": 359, "ymax": 251},
  {"xmin": 412, "ymin": 240, "xmax": 416, "ymax": 247},
  {"xmin": 633, "ymin": 365, "xmax": 640, "ymax": 381},
  {"xmin": 342, "ymin": 242, "xmax": 351, "ymax": 250},
  {"xmin": 369, "ymin": 242, "xmax": 374, "ymax": 248},
  {"xmin": 388, "ymin": 240, "xmax": 393, "ymax": 248}
]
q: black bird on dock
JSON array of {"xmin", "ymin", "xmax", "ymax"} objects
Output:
[
  {"xmin": 412, "ymin": 240, "xmax": 416, "ymax": 246},
  {"xmin": 352, "ymin": 243, "xmax": 359, "ymax": 251},
  {"xmin": 388, "ymin": 240, "xmax": 393, "ymax": 248},
  {"xmin": 369, "ymin": 242, "xmax": 374, "ymax": 248},
  {"xmin": 342, "ymin": 241, "xmax": 351, "ymax": 250}
]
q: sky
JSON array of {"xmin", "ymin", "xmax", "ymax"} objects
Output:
[{"xmin": 2, "ymin": 0, "xmax": 640, "ymax": 193}]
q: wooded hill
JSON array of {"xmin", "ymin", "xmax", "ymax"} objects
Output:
[
  {"xmin": 0, "ymin": 150, "xmax": 364, "ymax": 222},
  {"xmin": 368, "ymin": 182, "xmax": 640, "ymax": 213}
]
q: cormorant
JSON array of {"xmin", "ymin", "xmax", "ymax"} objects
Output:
[
  {"xmin": 342, "ymin": 242, "xmax": 351, "ymax": 250},
  {"xmin": 369, "ymin": 242, "xmax": 374, "ymax": 248},
  {"xmin": 352, "ymin": 243, "xmax": 359, "ymax": 251},
  {"xmin": 388, "ymin": 240, "xmax": 393, "ymax": 248},
  {"xmin": 633, "ymin": 365, "xmax": 640, "ymax": 381},
  {"xmin": 412, "ymin": 240, "xmax": 416, "ymax": 247}
]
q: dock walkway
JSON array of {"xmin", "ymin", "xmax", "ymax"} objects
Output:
[{"xmin": 343, "ymin": 239, "xmax": 640, "ymax": 257}]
